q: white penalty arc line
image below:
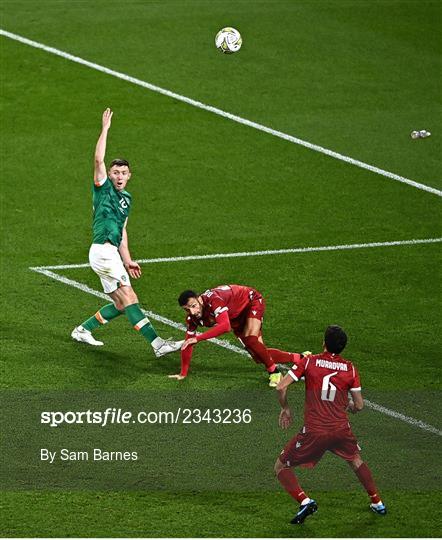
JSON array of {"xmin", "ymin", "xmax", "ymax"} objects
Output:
[
  {"xmin": 1, "ymin": 28, "xmax": 441, "ymax": 198},
  {"xmin": 31, "ymin": 268, "xmax": 442, "ymax": 437},
  {"xmin": 30, "ymin": 237, "xmax": 442, "ymax": 271}
]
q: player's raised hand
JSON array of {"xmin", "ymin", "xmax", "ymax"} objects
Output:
[
  {"xmin": 168, "ymin": 374, "xmax": 186, "ymax": 381},
  {"xmin": 279, "ymin": 407, "xmax": 292, "ymax": 429},
  {"xmin": 182, "ymin": 337, "xmax": 197, "ymax": 350},
  {"xmin": 102, "ymin": 108, "xmax": 113, "ymax": 130},
  {"xmin": 124, "ymin": 261, "xmax": 141, "ymax": 279}
]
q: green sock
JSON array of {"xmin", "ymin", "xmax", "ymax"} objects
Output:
[
  {"xmin": 124, "ymin": 303, "xmax": 158, "ymax": 343},
  {"xmin": 81, "ymin": 303, "xmax": 123, "ymax": 331}
]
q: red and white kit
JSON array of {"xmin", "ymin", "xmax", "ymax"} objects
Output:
[
  {"xmin": 181, "ymin": 285, "xmax": 265, "ymax": 375},
  {"xmin": 280, "ymin": 351, "xmax": 362, "ymax": 468}
]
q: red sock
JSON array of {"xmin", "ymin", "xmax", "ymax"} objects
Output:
[
  {"xmin": 355, "ymin": 463, "xmax": 381, "ymax": 504},
  {"xmin": 277, "ymin": 467, "xmax": 308, "ymax": 503},
  {"xmin": 242, "ymin": 335, "xmax": 275, "ymax": 372},
  {"xmin": 268, "ymin": 349, "xmax": 302, "ymax": 364}
]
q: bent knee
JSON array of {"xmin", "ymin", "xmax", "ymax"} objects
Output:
[
  {"xmin": 111, "ymin": 286, "xmax": 138, "ymax": 307},
  {"xmin": 274, "ymin": 457, "xmax": 285, "ymax": 476},
  {"xmin": 348, "ymin": 454, "xmax": 363, "ymax": 471},
  {"xmin": 114, "ymin": 301, "xmax": 125, "ymax": 312},
  {"xmin": 120, "ymin": 286, "xmax": 138, "ymax": 304}
]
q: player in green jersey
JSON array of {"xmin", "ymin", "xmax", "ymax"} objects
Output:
[{"xmin": 71, "ymin": 108, "xmax": 183, "ymax": 357}]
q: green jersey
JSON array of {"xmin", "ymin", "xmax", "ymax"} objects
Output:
[{"xmin": 92, "ymin": 177, "xmax": 132, "ymax": 246}]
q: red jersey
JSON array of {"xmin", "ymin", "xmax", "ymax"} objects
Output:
[
  {"xmin": 179, "ymin": 285, "xmax": 262, "ymax": 377},
  {"xmin": 185, "ymin": 285, "xmax": 257, "ymax": 333},
  {"xmin": 288, "ymin": 351, "xmax": 361, "ymax": 433}
]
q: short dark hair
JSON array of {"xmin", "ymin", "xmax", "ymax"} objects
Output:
[
  {"xmin": 178, "ymin": 290, "xmax": 198, "ymax": 306},
  {"xmin": 109, "ymin": 158, "xmax": 130, "ymax": 170},
  {"xmin": 324, "ymin": 325, "xmax": 347, "ymax": 354}
]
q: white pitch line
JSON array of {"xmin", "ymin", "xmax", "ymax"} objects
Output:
[
  {"xmin": 364, "ymin": 400, "xmax": 442, "ymax": 437},
  {"xmin": 30, "ymin": 237, "xmax": 442, "ymax": 271},
  {"xmin": 31, "ymin": 268, "xmax": 442, "ymax": 437},
  {"xmin": 32, "ymin": 268, "xmax": 247, "ymax": 357},
  {"xmin": 1, "ymin": 28, "xmax": 441, "ymax": 198}
]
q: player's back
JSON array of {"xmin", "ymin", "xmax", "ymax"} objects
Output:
[
  {"xmin": 297, "ymin": 351, "xmax": 361, "ymax": 433},
  {"xmin": 202, "ymin": 285, "xmax": 255, "ymax": 319}
]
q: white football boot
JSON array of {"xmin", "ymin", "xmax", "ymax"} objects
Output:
[
  {"xmin": 71, "ymin": 326, "xmax": 104, "ymax": 346},
  {"xmin": 153, "ymin": 338, "xmax": 185, "ymax": 358}
]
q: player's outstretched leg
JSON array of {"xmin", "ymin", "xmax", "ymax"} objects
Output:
[
  {"xmin": 268, "ymin": 349, "xmax": 313, "ymax": 375},
  {"xmin": 124, "ymin": 303, "xmax": 183, "ymax": 357},
  {"xmin": 275, "ymin": 459, "xmax": 318, "ymax": 524},
  {"xmin": 241, "ymin": 335, "xmax": 282, "ymax": 387},
  {"xmin": 240, "ymin": 319, "xmax": 282, "ymax": 387},
  {"xmin": 71, "ymin": 303, "xmax": 124, "ymax": 346},
  {"xmin": 268, "ymin": 348, "xmax": 298, "ymax": 364},
  {"xmin": 105, "ymin": 286, "xmax": 183, "ymax": 357},
  {"xmin": 268, "ymin": 349, "xmax": 313, "ymax": 364},
  {"xmin": 349, "ymin": 457, "xmax": 386, "ymax": 515}
]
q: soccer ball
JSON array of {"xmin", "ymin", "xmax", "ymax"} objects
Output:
[{"xmin": 215, "ymin": 27, "xmax": 242, "ymax": 54}]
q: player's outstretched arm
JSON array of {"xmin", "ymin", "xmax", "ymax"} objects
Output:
[
  {"xmin": 181, "ymin": 311, "xmax": 231, "ymax": 350},
  {"xmin": 94, "ymin": 108, "xmax": 113, "ymax": 182},
  {"xmin": 169, "ymin": 332, "xmax": 194, "ymax": 380},
  {"xmin": 119, "ymin": 223, "xmax": 141, "ymax": 279}
]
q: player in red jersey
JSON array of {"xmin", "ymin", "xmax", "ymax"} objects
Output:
[
  {"xmin": 169, "ymin": 285, "xmax": 297, "ymax": 387},
  {"xmin": 275, "ymin": 325, "xmax": 386, "ymax": 524}
]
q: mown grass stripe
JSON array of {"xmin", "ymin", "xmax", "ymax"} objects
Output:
[
  {"xmin": 1, "ymin": 28, "xmax": 441, "ymax": 198},
  {"xmin": 31, "ymin": 267, "xmax": 442, "ymax": 437}
]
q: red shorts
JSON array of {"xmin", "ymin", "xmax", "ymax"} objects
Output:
[
  {"xmin": 279, "ymin": 427, "xmax": 361, "ymax": 468},
  {"xmin": 231, "ymin": 291, "xmax": 265, "ymax": 336}
]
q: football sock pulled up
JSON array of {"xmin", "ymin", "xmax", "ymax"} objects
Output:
[
  {"xmin": 242, "ymin": 335, "xmax": 276, "ymax": 372},
  {"xmin": 124, "ymin": 303, "xmax": 158, "ymax": 343},
  {"xmin": 81, "ymin": 303, "xmax": 123, "ymax": 331},
  {"xmin": 277, "ymin": 468, "xmax": 308, "ymax": 504},
  {"xmin": 268, "ymin": 348, "xmax": 301, "ymax": 364},
  {"xmin": 355, "ymin": 463, "xmax": 381, "ymax": 504}
]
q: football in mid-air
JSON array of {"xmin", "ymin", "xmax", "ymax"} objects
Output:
[{"xmin": 215, "ymin": 27, "xmax": 242, "ymax": 54}]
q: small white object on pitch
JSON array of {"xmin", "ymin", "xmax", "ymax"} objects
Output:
[{"xmin": 411, "ymin": 130, "xmax": 431, "ymax": 139}]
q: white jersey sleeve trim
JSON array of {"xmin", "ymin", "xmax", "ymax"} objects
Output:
[
  {"xmin": 214, "ymin": 306, "xmax": 228, "ymax": 317},
  {"xmin": 94, "ymin": 177, "xmax": 107, "ymax": 187},
  {"xmin": 350, "ymin": 386, "xmax": 362, "ymax": 392},
  {"xmin": 288, "ymin": 370, "xmax": 299, "ymax": 382}
]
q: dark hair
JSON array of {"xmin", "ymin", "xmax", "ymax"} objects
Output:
[
  {"xmin": 324, "ymin": 325, "xmax": 347, "ymax": 354},
  {"xmin": 109, "ymin": 158, "xmax": 130, "ymax": 170},
  {"xmin": 178, "ymin": 290, "xmax": 198, "ymax": 306}
]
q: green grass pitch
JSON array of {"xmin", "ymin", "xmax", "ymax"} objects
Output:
[{"xmin": 1, "ymin": 0, "xmax": 441, "ymax": 537}]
